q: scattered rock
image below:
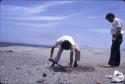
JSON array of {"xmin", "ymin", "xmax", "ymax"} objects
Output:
[
  {"xmin": 1, "ymin": 61, "xmax": 4, "ymax": 63},
  {"xmin": 36, "ymin": 79, "xmax": 47, "ymax": 84},
  {"xmin": 27, "ymin": 70, "xmax": 31, "ymax": 74},
  {"xmin": 36, "ymin": 80, "xmax": 43, "ymax": 83},
  {"xmin": 96, "ymin": 80, "xmax": 100, "ymax": 84},
  {"xmin": 43, "ymin": 73, "xmax": 47, "ymax": 77},
  {"xmin": 0, "ymin": 82, "xmax": 3, "ymax": 84},
  {"xmin": 6, "ymin": 50, "xmax": 13, "ymax": 52}
]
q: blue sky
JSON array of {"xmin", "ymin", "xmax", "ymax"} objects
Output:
[{"xmin": 0, "ymin": 0, "xmax": 125, "ymax": 49}]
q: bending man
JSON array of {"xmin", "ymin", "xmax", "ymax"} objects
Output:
[{"xmin": 49, "ymin": 35, "xmax": 80, "ymax": 68}]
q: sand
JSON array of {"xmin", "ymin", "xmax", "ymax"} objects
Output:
[{"xmin": 0, "ymin": 45, "xmax": 125, "ymax": 84}]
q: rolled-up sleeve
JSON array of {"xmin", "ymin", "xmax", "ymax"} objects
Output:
[{"xmin": 53, "ymin": 40, "xmax": 62, "ymax": 48}]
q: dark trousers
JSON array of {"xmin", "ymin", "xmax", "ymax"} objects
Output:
[{"xmin": 108, "ymin": 34, "xmax": 123, "ymax": 66}]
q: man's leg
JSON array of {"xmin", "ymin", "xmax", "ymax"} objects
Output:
[
  {"xmin": 70, "ymin": 51, "xmax": 74, "ymax": 67},
  {"xmin": 112, "ymin": 34, "xmax": 122, "ymax": 66},
  {"xmin": 116, "ymin": 47, "xmax": 120, "ymax": 66},
  {"xmin": 51, "ymin": 47, "xmax": 63, "ymax": 67},
  {"xmin": 116, "ymin": 34, "xmax": 122, "ymax": 66},
  {"xmin": 108, "ymin": 41, "xmax": 117, "ymax": 66},
  {"xmin": 74, "ymin": 49, "xmax": 80, "ymax": 67},
  {"xmin": 115, "ymin": 39, "xmax": 122, "ymax": 66},
  {"xmin": 108, "ymin": 35, "xmax": 122, "ymax": 66}
]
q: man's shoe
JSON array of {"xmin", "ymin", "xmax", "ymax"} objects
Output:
[{"xmin": 74, "ymin": 63, "xmax": 78, "ymax": 67}]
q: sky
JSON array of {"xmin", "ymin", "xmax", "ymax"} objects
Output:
[{"xmin": 0, "ymin": 0, "xmax": 125, "ymax": 49}]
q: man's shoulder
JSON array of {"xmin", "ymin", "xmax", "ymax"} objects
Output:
[
  {"xmin": 113, "ymin": 18, "xmax": 122, "ymax": 26},
  {"xmin": 114, "ymin": 18, "xmax": 121, "ymax": 22}
]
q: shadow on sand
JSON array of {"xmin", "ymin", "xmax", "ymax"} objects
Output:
[
  {"xmin": 53, "ymin": 65, "xmax": 96, "ymax": 73},
  {"xmin": 53, "ymin": 66, "xmax": 68, "ymax": 72},
  {"xmin": 72, "ymin": 65, "xmax": 96, "ymax": 72}
]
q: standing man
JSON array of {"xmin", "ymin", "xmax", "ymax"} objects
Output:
[
  {"xmin": 105, "ymin": 13, "xmax": 123, "ymax": 67},
  {"xmin": 49, "ymin": 35, "xmax": 80, "ymax": 68}
]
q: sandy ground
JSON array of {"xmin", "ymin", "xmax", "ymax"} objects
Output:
[{"xmin": 0, "ymin": 45, "xmax": 125, "ymax": 84}]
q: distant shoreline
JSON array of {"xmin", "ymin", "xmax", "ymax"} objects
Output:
[
  {"xmin": 0, "ymin": 42, "xmax": 125, "ymax": 51},
  {"xmin": 0, "ymin": 42, "xmax": 51, "ymax": 48},
  {"xmin": 0, "ymin": 42, "xmax": 102, "ymax": 50}
]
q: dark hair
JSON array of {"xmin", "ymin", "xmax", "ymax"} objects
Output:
[
  {"xmin": 105, "ymin": 13, "xmax": 115, "ymax": 20},
  {"xmin": 61, "ymin": 40, "xmax": 71, "ymax": 50}
]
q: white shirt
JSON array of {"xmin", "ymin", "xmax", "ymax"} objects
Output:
[
  {"xmin": 54, "ymin": 35, "xmax": 80, "ymax": 51},
  {"xmin": 111, "ymin": 18, "xmax": 123, "ymax": 35}
]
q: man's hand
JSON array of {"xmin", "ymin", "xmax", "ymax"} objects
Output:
[
  {"xmin": 112, "ymin": 37, "xmax": 116, "ymax": 41},
  {"xmin": 48, "ymin": 57, "xmax": 52, "ymax": 61}
]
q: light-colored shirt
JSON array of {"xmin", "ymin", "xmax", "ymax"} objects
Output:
[
  {"xmin": 111, "ymin": 18, "xmax": 123, "ymax": 35},
  {"xmin": 54, "ymin": 35, "xmax": 80, "ymax": 51}
]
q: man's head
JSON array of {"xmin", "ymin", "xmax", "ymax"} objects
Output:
[
  {"xmin": 105, "ymin": 13, "xmax": 115, "ymax": 23},
  {"xmin": 61, "ymin": 40, "xmax": 71, "ymax": 50}
]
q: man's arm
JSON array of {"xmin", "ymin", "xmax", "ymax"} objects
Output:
[
  {"xmin": 70, "ymin": 50, "xmax": 75, "ymax": 67},
  {"xmin": 113, "ymin": 27, "xmax": 121, "ymax": 41},
  {"xmin": 113, "ymin": 19, "xmax": 122, "ymax": 41},
  {"xmin": 75, "ymin": 48, "xmax": 80, "ymax": 61},
  {"xmin": 50, "ymin": 46, "xmax": 55, "ymax": 58},
  {"xmin": 50, "ymin": 40, "xmax": 61, "ymax": 58}
]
